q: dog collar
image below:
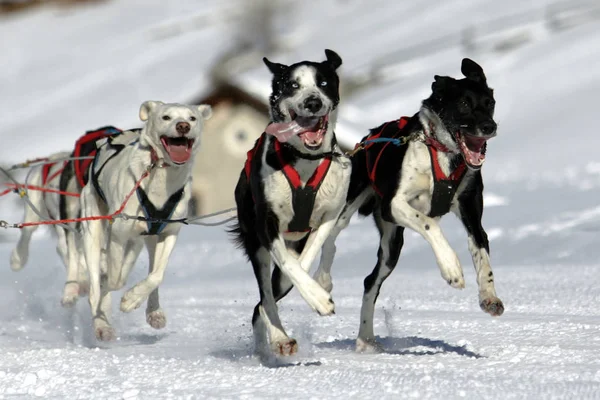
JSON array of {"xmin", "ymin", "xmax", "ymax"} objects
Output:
[{"xmin": 150, "ymin": 147, "xmax": 170, "ymax": 168}]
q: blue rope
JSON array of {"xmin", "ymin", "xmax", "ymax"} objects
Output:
[{"xmin": 360, "ymin": 137, "xmax": 404, "ymax": 146}]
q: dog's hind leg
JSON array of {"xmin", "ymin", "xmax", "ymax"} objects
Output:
[
  {"xmin": 144, "ymin": 236, "xmax": 166, "ymax": 329},
  {"xmin": 81, "ymin": 186, "xmax": 114, "ymax": 341},
  {"xmin": 10, "ymin": 184, "xmax": 44, "ymax": 271},
  {"xmin": 313, "ymin": 190, "xmax": 372, "ymax": 292},
  {"xmin": 356, "ymin": 212, "xmax": 404, "ymax": 353},
  {"xmin": 120, "ymin": 234, "xmax": 175, "ymax": 313},
  {"xmin": 453, "ymin": 181, "xmax": 504, "ymax": 317}
]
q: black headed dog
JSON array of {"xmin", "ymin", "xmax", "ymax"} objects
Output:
[
  {"xmin": 312, "ymin": 58, "xmax": 504, "ymax": 352},
  {"xmin": 231, "ymin": 50, "xmax": 351, "ymax": 358}
]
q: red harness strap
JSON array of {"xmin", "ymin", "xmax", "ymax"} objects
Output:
[
  {"xmin": 273, "ymin": 140, "xmax": 331, "ymax": 191},
  {"xmin": 244, "ymin": 134, "xmax": 332, "ymax": 233},
  {"xmin": 428, "ymin": 145, "xmax": 467, "ymax": 182},
  {"xmin": 41, "ymin": 162, "xmax": 56, "ymax": 186},
  {"xmin": 366, "ymin": 117, "xmax": 410, "ymax": 196},
  {"xmin": 73, "ymin": 126, "xmax": 122, "ymax": 188}
]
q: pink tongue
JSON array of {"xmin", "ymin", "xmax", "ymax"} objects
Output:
[
  {"xmin": 166, "ymin": 143, "xmax": 191, "ymax": 164},
  {"xmin": 265, "ymin": 121, "xmax": 309, "ymax": 143}
]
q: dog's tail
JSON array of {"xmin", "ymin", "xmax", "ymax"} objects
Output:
[{"xmin": 227, "ymin": 221, "xmax": 245, "ymax": 250}]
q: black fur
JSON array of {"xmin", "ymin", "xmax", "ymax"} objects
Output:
[
  {"xmin": 424, "ymin": 59, "xmax": 497, "ymax": 150},
  {"xmin": 263, "ymin": 49, "xmax": 342, "ymax": 122},
  {"xmin": 341, "ymin": 58, "xmax": 503, "ymax": 345}
]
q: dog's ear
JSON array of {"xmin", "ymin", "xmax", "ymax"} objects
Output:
[
  {"xmin": 197, "ymin": 104, "xmax": 212, "ymax": 120},
  {"xmin": 263, "ymin": 57, "xmax": 288, "ymax": 75},
  {"xmin": 431, "ymin": 75, "xmax": 448, "ymax": 96},
  {"xmin": 323, "ymin": 49, "xmax": 342, "ymax": 70},
  {"xmin": 139, "ymin": 100, "xmax": 164, "ymax": 122},
  {"xmin": 461, "ymin": 58, "xmax": 486, "ymax": 83}
]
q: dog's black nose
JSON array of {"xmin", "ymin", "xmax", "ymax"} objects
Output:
[
  {"xmin": 176, "ymin": 122, "xmax": 191, "ymax": 135},
  {"xmin": 480, "ymin": 121, "xmax": 497, "ymax": 136},
  {"xmin": 303, "ymin": 97, "xmax": 323, "ymax": 113}
]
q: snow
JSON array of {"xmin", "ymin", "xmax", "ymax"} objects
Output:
[{"xmin": 1, "ymin": 1, "xmax": 600, "ymax": 399}]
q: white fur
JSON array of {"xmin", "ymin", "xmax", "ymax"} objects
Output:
[
  {"xmin": 80, "ymin": 101, "xmax": 211, "ymax": 341},
  {"xmin": 10, "ymin": 151, "xmax": 89, "ymax": 306},
  {"xmin": 278, "ymin": 65, "xmax": 335, "ymax": 121}
]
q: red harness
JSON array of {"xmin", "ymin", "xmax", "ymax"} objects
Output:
[
  {"xmin": 41, "ymin": 162, "xmax": 65, "ymax": 186},
  {"xmin": 364, "ymin": 116, "xmax": 467, "ymax": 217},
  {"xmin": 73, "ymin": 126, "xmax": 122, "ymax": 187},
  {"xmin": 244, "ymin": 134, "xmax": 332, "ymax": 233}
]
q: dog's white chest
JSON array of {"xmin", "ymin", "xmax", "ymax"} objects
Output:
[
  {"xmin": 263, "ymin": 156, "xmax": 350, "ymax": 237},
  {"xmin": 399, "ymin": 142, "xmax": 459, "ymax": 216}
]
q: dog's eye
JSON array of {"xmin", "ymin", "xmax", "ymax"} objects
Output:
[
  {"xmin": 162, "ymin": 115, "xmax": 171, "ymax": 121},
  {"xmin": 458, "ymin": 99, "xmax": 471, "ymax": 114},
  {"xmin": 189, "ymin": 116, "xmax": 197, "ymax": 122},
  {"xmin": 320, "ymin": 81, "xmax": 328, "ymax": 87},
  {"xmin": 484, "ymin": 98, "xmax": 496, "ymax": 109},
  {"xmin": 291, "ymin": 82, "xmax": 299, "ymax": 89}
]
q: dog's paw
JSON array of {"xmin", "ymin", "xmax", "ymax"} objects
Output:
[
  {"xmin": 95, "ymin": 325, "xmax": 116, "ymax": 341},
  {"xmin": 480, "ymin": 296, "xmax": 504, "ymax": 316},
  {"xmin": 299, "ymin": 282, "xmax": 335, "ymax": 316},
  {"xmin": 438, "ymin": 250, "xmax": 465, "ymax": 289},
  {"xmin": 146, "ymin": 309, "xmax": 167, "ymax": 329},
  {"xmin": 120, "ymin": 291, "xmax": 144, "ymax": 313},
  {"xmin": 314, "ymin": 272, "xmax": 333, "ymax": 293},
  {"xmin": 61, "ymin": 282, "xmax": 80, "ymax": 308},
  {"xmin": 355, "ymin": 337, "xmax": 384, "ymax": 353},
  {"xmin": 93, "ymin": 318, "xmax": 116, "ymax": 341},
  {"xmin": 271, "ymin": 338, "xmax": 298, "ymax": 356},
  {"xmin": 10, "ymin": 250, "xmax": 26, "ymax": 271}
]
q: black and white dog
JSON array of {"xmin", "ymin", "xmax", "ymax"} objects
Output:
[
  {"xmin": 232, "ymin": 50, "xmax": 351, "ymax": 357},
  {"xmin": 313, "ymin": 58, "xmax": 504, "ymax": 352}
]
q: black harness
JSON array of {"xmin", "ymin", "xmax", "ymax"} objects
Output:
[{"xmin": 91, "ymin": 134, "xmax": 185, "ymax": 235}]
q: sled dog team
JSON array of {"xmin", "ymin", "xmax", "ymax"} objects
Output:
[{"xmin": 10, "ymin": 50, "xmax": 503, "ymax": 356}]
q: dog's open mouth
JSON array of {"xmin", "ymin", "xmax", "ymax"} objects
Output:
[
  {"xmin": 457, "ymin": 132, "xmax": 487, "ymax": 169},
  {"xmin": 265, "ymin": 112, "xmax": 329, "ymax": 150},
  {"xmin": 160, "ymin": 136, "xmax": 194, "ymax": 164}
]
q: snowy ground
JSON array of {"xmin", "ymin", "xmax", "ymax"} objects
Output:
[
  {"xmin": 1, "ymin": 1, "xmax": 600, "ymax": 399},
  {"xmin": 1, "ymin": 218, "xmax": 599, "ymax": 399}
]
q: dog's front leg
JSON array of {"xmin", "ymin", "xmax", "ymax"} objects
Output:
[
  {"xmin": 120, "ymin": 233, "xmax": 177, "ymax": 313},
  {"xmin": 270, "ymin": 236, "xmax": 335, "ymax": 316},
  {"xmin": 390, "ymin": 196, "xmax": 465, "ymax": 288},
  {"xmin": 80, "ymin": 186, "xmax": 114, "ymax": 341},
  {"xmin": 143, "ymin": 235, "xmax": 166, "ymax": 329},
  {"xmin": 453, "ymin": 185, "xmax": 504, "ymax": 316},
  {"xmin": 298, "ymin": 215, "xmax": 338, "ymax": 272}
]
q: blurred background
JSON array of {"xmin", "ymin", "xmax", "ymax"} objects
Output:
[{"xmin": 1, "ymin": 0, "xmax": 600, "ymax": 265}]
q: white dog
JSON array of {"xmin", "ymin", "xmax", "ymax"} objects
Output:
[
  {"xmin": 10, "ymin": 151, "xmax": 89, "ymax": 306},
  {"xmin": 80, "ymin": 101, "xmax": 211, "ymax": 341}
]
